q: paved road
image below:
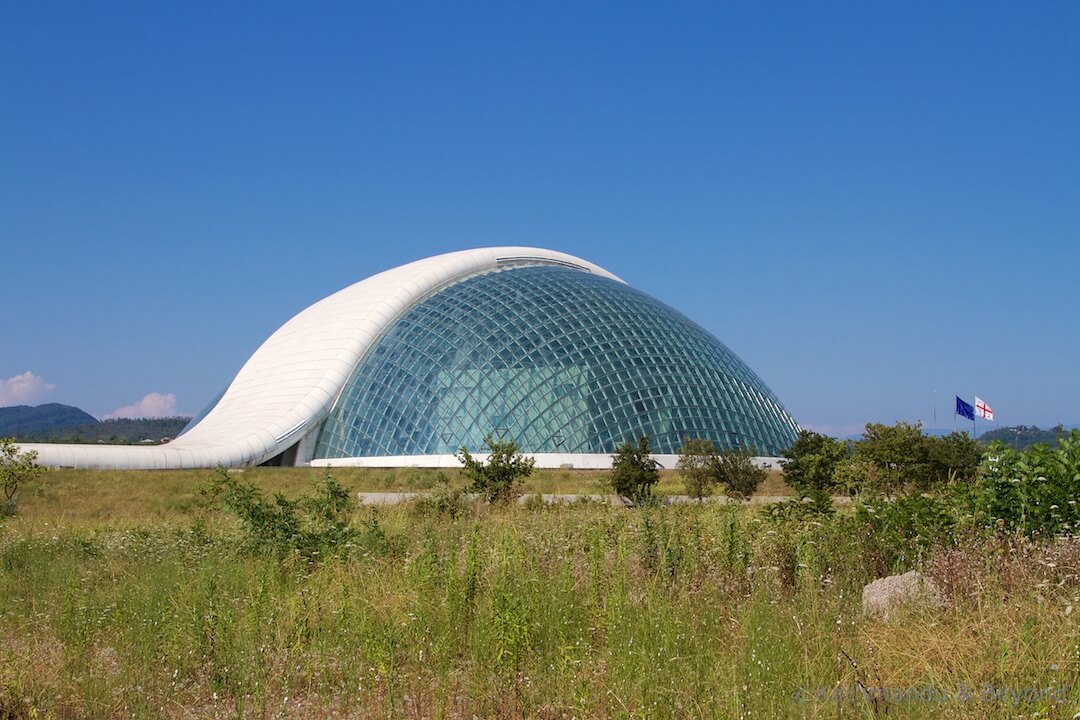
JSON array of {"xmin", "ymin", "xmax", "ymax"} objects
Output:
[{"xmin": 357, "ymin": 492, "xmax": 851, "ymax": 506}]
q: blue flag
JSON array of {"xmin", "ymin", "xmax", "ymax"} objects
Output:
[{"xmin": 956, "ymin": 396, "xmax": 975, "ymax": 421}]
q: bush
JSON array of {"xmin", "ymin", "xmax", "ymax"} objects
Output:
[
  {"xmin": 854, "ymin": 422, "xmax": 930, "ymax": 494},
  {"xmin": 410, "ymin": 479, "xmax": 469, "ymax": 519},
  {"xmin": 830, "ymin": 456, "xmax": 879, "ymax": 496},
  {"xmin": 931, "ymin": 431, "xmax": 982, "ymax": 483},
  {"xmin": 780, "ymin": 430, "xmax": 848, "ymax": 498},
  {"xmin": 676, "ymin": 437, "xmax": 717, "ymax": 501},
  {"xmin": 714, "ymin": 445, "xmax": 767, "ymax": 500},
  {"xmin": 784, "ymin": 423, "xmax": 981, "ymax": 498},
  {"xmin": 457, "ymin": 436, "xmax": 535, "ymax": 503},
  {"xmin": 0, "ymin": 438, "xmax": 43, "ymax": 518},
  {"xmin": 855, "ymin": 494, "xmax": 957, "ymax": 567},
  {"xmin": 956, "ymin": 432, "xmax": 1080, "ymax": 537},
  {"xmin": 201, "ymin": 467, "xmax": 359, "ymax": 560},
  {"xmin": 610, "ymin": 435, "xmax": 660, "ymax": 505},
  {"xmin": 855, "ymin": 422, "xmax": 978, "ymax": 494},
  {"xmin": 763, "ymin": 494, "xmax": 835, "ymax": 523}
]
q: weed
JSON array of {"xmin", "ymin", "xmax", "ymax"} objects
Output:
[
  {"xmin": 3, "ymin": 470, "xmax": 1080, "ymax": 718},
  {"xmin": 409, "ymin": 480, "xmax": 469, "ymax": 519},
  {"xmin": 200, "ymin": 466, "xmax": 358, "ymax": 560}
]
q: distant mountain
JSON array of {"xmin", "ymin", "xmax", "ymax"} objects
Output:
[
  {"xmin": 0, "ymin": 403, "xmax": 97, "ymax": 436},
  {"xmin": 0, "ymin": 404, "xmax": 191, "ymax": 445}
]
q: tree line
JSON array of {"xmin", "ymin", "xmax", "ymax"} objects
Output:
[{"xmin": 13, "ymin": 417, "xmax": 192, "ymax": 444}]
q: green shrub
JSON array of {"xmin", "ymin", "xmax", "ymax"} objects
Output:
[
  {"xmin": 201, "ymin": 467, "xmax": 358, "ymax": 560},
  {"xmin": 764, "ymin": 493, "xmax": 834, "ymax": 522},
  {"xmin": 410, "ymin": 480, "xmax": 469, "ymax": 519},
  {"xmin": 957, "ymin": 432, "xmax": 1080, "ymax": 537},
  {"xmin": 829, "ymin": 456, "xmax": 878, "ymax": 496},
  {"xmin": 609, "ymin": 435, "xmax": 659, "ymax": 505},
  {"xmin": 780, "ymin": 430, "xmax": 848, "ymax": 498},
  {"xmin": 0, "ymin": 438, "xmax": 43, "ymax": 518},
  {"xmin": 855, "ymin": 422, "xmax": 980, "ymax": 495},
  {"xmin": 457, "ymin": 436, "xmax": 535, "ymax": 503},
  {"xmin": 676, "ymin": 437, "xmax": 717, "ymax": 501},
  {"xmin": 855, "ymin": 494, "xmax": 956, "ymax": 567},
  {"xmin": 931, "ymin": 431, "xmax": 982, "ymax": 483},
  {"xmin": 714, "ymin": 445, "xmax": 767, "ymax": 500}
]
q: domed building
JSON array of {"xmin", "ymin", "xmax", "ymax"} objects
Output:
[{"xmin": 26, "ymin": 247, "xmax": 799, "ymax": 469}]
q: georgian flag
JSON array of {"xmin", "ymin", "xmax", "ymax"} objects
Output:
[{"xmin": 975, "ymin": 397, "xmax": 994, "ymax": 421}]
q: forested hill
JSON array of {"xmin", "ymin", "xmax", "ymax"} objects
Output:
[
  {"xmin": 0, "ymin": 403, "xmax": 96, "ymax": 436},
  {"xmin": 979, "ymin": 425, "xmax": 1068, "ymax": 450},
  {"xmin": 23, "ymin": 417, "xmax": 192, "ymax": 444},
  {"xmin": 0, "ymin": 404, "xmax": 191, "ymax": 444}
]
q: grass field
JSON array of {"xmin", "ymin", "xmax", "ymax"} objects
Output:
[
  {"xmin": 14, "ymin": 467, "xmax": 793, "ymax": 526},
  {"xmin": 1, "ymin": 467, "xmax": 1078, "ymax": 718}
]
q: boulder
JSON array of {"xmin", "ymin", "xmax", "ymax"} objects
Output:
[{"xmin": 862, "ymin": 570, "xmax": 944, "ymax": 620}]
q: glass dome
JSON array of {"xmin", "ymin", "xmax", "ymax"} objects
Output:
[{"xmin": 314, "ymin": 264, "xmax": 798, "ymax": 458}]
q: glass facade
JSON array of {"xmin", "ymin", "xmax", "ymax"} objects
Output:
[
  {"xmin": 314, "ymin": 265, "xmax": 799, "ymax": 458},
  {"xmin": 177, "ymin": 384, "xmax": 228, "ymax": 437}
]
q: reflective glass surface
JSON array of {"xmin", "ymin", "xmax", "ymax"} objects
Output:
[
  {"xmin": 315, "ymin": 265, "xmax": 799, "ymax": 457},
  {"xmin": 176, "ymin": 384, "xmax": 229, "ymax": 437}
]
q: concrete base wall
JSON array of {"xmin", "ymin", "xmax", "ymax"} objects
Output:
[{"xmin": 308, "ymin": 453, "xmax": 785, "ymax": 471}]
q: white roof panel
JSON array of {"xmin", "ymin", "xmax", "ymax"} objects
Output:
[{"xmin": 25, "ymin": 247, "xmax": 620, "ymax": 469}]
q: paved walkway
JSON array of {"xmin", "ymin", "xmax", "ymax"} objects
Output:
[{"xmin": 357, "ymin": 492, "xmax": 851, "ymax": 506}]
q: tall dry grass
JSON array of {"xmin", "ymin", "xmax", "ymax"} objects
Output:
[{"xmin": 0, "ymin": 473, "xmax": 1076, "ymax": 718}]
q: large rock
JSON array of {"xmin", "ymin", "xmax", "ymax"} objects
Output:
[{"xmin": 862, "ymin": 570, "xmax": 944, "ymax": 620}]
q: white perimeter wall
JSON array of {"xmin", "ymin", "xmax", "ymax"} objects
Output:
[{"xmin": 310, "ymin": 454, "xmax": 786, "ymax": 471}]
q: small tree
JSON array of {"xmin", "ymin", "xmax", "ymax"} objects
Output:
[
  {"xmin": 610, "ymin": 435, "xmax": 659, "ymax": 505},
  {"xmin": 780, "ymin": 430, "xmax": 849, "ymax": 498},
  {"xmin": 1, "ymin": 438, "xmax": 44, "ymax": 517},
  {"xmin": 201, "ymin": 466, "xmax": 359, "ymax": 560},
  {"xmin": 457, "ymin": 436, "xmax": 535, "ymax": 503},
  {"xmin": 856, "ymin": 421, "xmax": 947, "ymax": 494},
  {"xmin": 714, "ymin": 445, "xmax": 767, "ymax": 500},
  {"xmin": 830, "ymin": 456, "xmax": 880, "ymax": 496},
  {"xmin": 677, "ymin": 437, "xmax": 718, "ymax": 501},
  {"xmin": 928, "ymin": 431, "xmax": 982, "ymax": 484}
]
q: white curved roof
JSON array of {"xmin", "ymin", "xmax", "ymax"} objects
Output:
[{"xmin": 24, "ymin": 247, "xmax": 622, "ymax": 469}]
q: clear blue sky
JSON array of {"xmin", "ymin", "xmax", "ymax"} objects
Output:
[{"xmin": 2, "ymin": 1, "xmax": 1077, "ymax": 435}]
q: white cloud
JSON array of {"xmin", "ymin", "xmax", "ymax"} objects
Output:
[
  {"xmin": 104, "ymin": 392, "xmax": 178, "ymax": 420},
  {"xmin": 0, "ymin": 371, "xmax": 56, "ymax": 406}
]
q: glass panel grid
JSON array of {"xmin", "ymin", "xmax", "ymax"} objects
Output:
[{"xmin": 314, "ymin": 265, "xmax": 799, "ymax": 458}]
